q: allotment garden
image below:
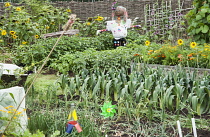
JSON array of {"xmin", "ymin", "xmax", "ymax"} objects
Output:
[{"xmin": 0, "ymin": 0, "xmax": 210, "ymax": 136}]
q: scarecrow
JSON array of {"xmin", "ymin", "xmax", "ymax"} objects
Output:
[{"xmin": 96, "ymin": 1, "xmax": 141, "ymax": 48}]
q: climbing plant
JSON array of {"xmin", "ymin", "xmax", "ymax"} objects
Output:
[{"xmin": 185, "ymin": 0, "xmax": 210, "ymax": 44}]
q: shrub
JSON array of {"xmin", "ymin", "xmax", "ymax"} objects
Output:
[
  {"xmin": 50, "ymin": 47, "xmax": 142, "ymax": 74},
  {"xmin": 185, "ymin": 0, "xmax": 210, "ymax": 44}
]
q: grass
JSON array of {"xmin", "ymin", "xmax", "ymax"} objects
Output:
[{"xmin": 25, "ymin": 74, "xmax": 58, "ymax": 92}]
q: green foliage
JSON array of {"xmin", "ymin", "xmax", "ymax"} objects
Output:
[
  {"xmin": 185, "ymin": 0, "xmax": 210, "ymax": 44},
  {"xmin": 27, "ymin": 107, "xmax": 104, "ymax": 136},
  {"xmin": 144, "ymin": 0, "xmax": 187, "ymax": 43},
  {"xmin": 11, "ymin": 34, "xmax": 113, "ymax": 68},
  {"xmin": 72, "ymin": 15, "xmax": 107, "ymax": 37},
  {"xmin": 49, "ymin": 66, "xmax": 210, "ymax": 115},
  {"xmin": 0, "ymin": 0, "xmax": 70, "ymax": 46},
  {"xmin": 50, "ymin": 47, "xmax": 141, "ymax": 74},
  {"xmin": 129, "ymin": 41, "xmax": 210, "ymax": 69},
  {"xmin": 25, "ymin": 67, "xmax": 210, "ymax": 136},
  {"xmin": 22, "ymin": 129, "xmax": 45, "ymax": 137}
]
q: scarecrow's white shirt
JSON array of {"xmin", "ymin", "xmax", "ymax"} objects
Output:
[{"xmin": 106, "ymin": 19, "xmax": 131, "ymax": 39}]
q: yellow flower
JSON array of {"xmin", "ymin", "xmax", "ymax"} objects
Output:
[
  {"xmin": 46, "ymin": 26, "xmax": 50, "ymax": 29},
  {"xmin": 10, "ymin": 31, "xmax": 16, "ymax": 35},
  {"xmin": 16, "ymin": 111, "xmax": 22, "ymax": 115},
  {"xmin": 16, "ymin": 7, "xmax": 21, "ymax": 11},
  {"xmin": 66, "ymin": 9, "xmax": 71, "ymax": 12},
  {"xmin": 177, "ymin": 39, "xmax": 183, "ymax": 46},
  {"xmin": 13, "ymin": 117, "xmax": 17, "ymax": 119},
  {"xmin": 25, "ymin": 19, "xmax": 30, "ymax": 23},
  {"xmin": 7, "ymin": 111, "xmax": 12, "ymax": 113},
  {"xmin": 86, "ymin": 22, "xmax": 91, "ymax": 25},
  {"xmin": 189, "ymin": 57, "xmax": 195, "ymax": 60},
  {"xmin": 19, "ymin": 45, "xmax": 24, "ymax": 48},
  {"xmin": 145, "ymin": 40, "xmax": 150, "ymax": 46},
  {"xmin": 1, "ymin": 30, "xmax": 7, "ymax": 35},
  {"xmin": 22, "ymin": 41, "xmax": 27, "ymax": 44},
  {"xmin": 201, "ymin": 54, "xmax": 207, "ymax": 58},
  {"xmin": 95, "ymin": 16, "xmax": 104, "ymax": 21},
  {"xmin": 204, "ymin": 48, "xmax": 210, "ymax": 51},
  {"xmin": 35, "ymin": 35, "xmax": 39, "ymax": 39},
  {"xmin": 12, "ymin": 35, "xmax": 17, "ymax": 39},
  {"xmin": 5, "ymin": 2, "xmax": 11, "ymax": 7},
  {"xmin": 190, "ymin": 42, "xmax": 197, "ymax": 48},
  {"xmin": 4, "ymin": 107, "xmax": 9, "ymax": 109}
]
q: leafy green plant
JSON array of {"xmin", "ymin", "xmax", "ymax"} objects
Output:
[
  {"xmin": 144, "ymin": 0, "xmax": 187, "ymax": 43},
  {"xmin": 0, "ymin": 0, "xmax": 70, "ymax": 46},
  {"xmin": 185, "ymin": 0, "xmax": 210, "ymax": 44},
  {"xmin": 50, "ymin": 47, "xmax": 141, "ymax": 74},
  {"xmin": 72, "ymin": 15, "xmax": 107, "ymax": 37}
]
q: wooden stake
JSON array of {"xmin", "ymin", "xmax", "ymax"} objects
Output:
[
  {"xmin": 192, "ymin": 118, "xmax": 198, "ymax": 137},
  {"xmin": 177, "ymin": 120, "xmax": 183, "ymax": 137}
]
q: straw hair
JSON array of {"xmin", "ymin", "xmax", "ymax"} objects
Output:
[{"xmin": 112, "ymin": 6, "xmax": 128, "ymax": 22}]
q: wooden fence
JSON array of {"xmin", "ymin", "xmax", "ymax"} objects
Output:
[
  {"xmin": 0, "ymin": 0, "xmax": 193, "ymax": 21},
  {"xmin": 50, "ymin": 0, "xmax": 193, "ymax": 21}
]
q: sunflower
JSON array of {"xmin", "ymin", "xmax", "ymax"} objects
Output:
[
  {"xmin": 190, "ymin": 42, "xmax": 197, "ymax": 48},
  {"xmin": 145, "ymin": 40, "xmax": 150, "ymax": 46},
  {"xmin": 10, "ymin": 31, "xmax": 16, "ymax": 35},
  {"xmin": 1, "ymin": 30, "xmax": 7, "ymax": 35},
  {"xmin": 16, "ymin": 7, "xmax": 21, "ymax": 11},
  {"xmin": 177, "ymin": 39, "xmax": 183, "ymax": 46},
  {"xmin": 87, "ymin": 17, "xmax": 93, "ymax": 22},
  {"xmin": 5, "ymin": 2, "xmax": 11, "ymax": 7},
  {"xmin": 12, "ymin": 35, "xmax": 17, "ymax": 39},
  {"xmin": 22, "ymin": 41, "xmax": 27, "ymax": 44},
  {"xmin": 95, "ymin": 16, "xmax": 104, "ymax": 21},
  {"xmin": 66, "ymin": 9, "xmax": 71, "ymax": 12},
  {"xmin": 35, "ymin": 35, "xmax": 39, "ymax": 39}
]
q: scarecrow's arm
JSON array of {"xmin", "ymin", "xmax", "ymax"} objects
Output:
[
  {"xmin": 96, "ymin": 29, "xmax": 109, "ymax": 35},
  {"xmin": 131, "ymin": 25, "xmax": 141, "ymax": 28}
]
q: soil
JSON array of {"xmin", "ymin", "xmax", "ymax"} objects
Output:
[{"xmin": 104, "ymin": 120, "xmax": 210, "ymax": 137}]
